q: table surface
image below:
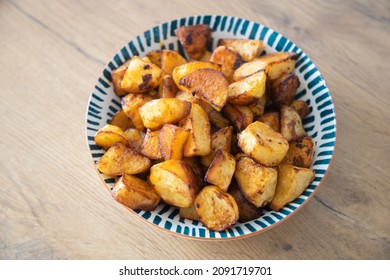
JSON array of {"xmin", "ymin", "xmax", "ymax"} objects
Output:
[{"xmin": 1, "ymin": 0, "xmax": 389, "ymax": 260}]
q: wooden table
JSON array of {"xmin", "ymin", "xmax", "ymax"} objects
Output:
[{"xmin": 1, "ymin": 0, "xmax": 389, "ymax": 260}]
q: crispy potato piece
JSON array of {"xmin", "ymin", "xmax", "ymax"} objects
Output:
[
  {"xmin": 234, "ymin": 155, "xmax": 278, "ymax": 207},
  {"xmin": 195, "ymin": 186, "xmax": 239, "ymax": 231},
  {"xmin": 222, "ymin": 103, "xmax": 253, "ymax": 131},
  {"xmin": 258, "ymin": 111, "xmax": 280, "ymax": 132},
  {"xmin": 124, "ymin": 128, "xmax": 144, "ymax": 153},
  {"xmin": 146, "ymin": 50, "xmax": 163, "ymax": 67},
  {"xmin": 233, "ymin": 59, "xmax": 267, "ymax": 81},
  {"xmin": 270, "ymin": 164, "xmax": 315, "ymax": 211},
  {"xmin": 249, "ymin": 94, "xmax": 267, "ymax": 117},
  {"xmin": 111, "ymin": 60, "xmax": 130, "ymax": 97},
  {"xmin": 228, "ymin": 180, "xmax": 262, "ymax": 222},
  {"xmin": 201, "ymin": 126, "xmax": 233, "ymax": 166},
  {"xmin": 204, "ymin": 150, "xmax": 236, "ymax": 192},
  {"xmin": 109, "ymin": 109, "xmax": 134, "ymax": 131},
  {"xmin": 96, "ymin": 142, "xmax": 151, "ymax": 176},
  {"xmin": 219, "ymin": 39, "xmax": 263, "ymax": 62},
  {"xmin": 179, "ymin": 68, "xmax": 229, "ymax": 112},
  {"xmin": 208, "ymin": 110, "xmax": 230, "ymax": 129},
  {"xmin": 280, "ymin": 105, "xmax": 307, "ymax": 142},
  {"xmin": 179, "ymin": 203, "xmax": 199, "ymax": 221},
  {"xmin": 139, "ymin": 98, "xmax": 191, "ymax": 130},
  {"xmin": 179, "ymin": 103, "xmax": 211, "ymax": 157},
  {"xmin": 257, "ymin": 52, "xmax": 298, "ymax": 80},
  {"xmin": 121, "ymin": 93, "xmax": 153, "ymax": 130},
  {"xmin": 161, "ymin": 50, "xmax": 187, "ymax": 75},
  {"xmin": 158, "ymin": 124, "xmax": 189, "ymax": 160},
  {"xmin": 140, "ymin": 130, "xmax": 162, "ymax": 160},
  {"xmin": 175, "ymin": 24, "xmax": 212, "ymax": 59},
  {"xmin": 238, "ymin": 121, "xmax": 289, "ymax": 166},
  {"xmin": 270, "ymin": 73, "xmax": 300, "ymax": 107},
  {"xmin": 158, "ymin": 75, "xmax": 178, "ymax": 98},
  {"xmin": 282, "ymin": 136, "xmax": 315, "ymax": 168},
  {"xmin": 182, "ymin": 157, "xmax": 205, "ymax": 188},
  {"xmin": 120, "ymin": 56, "xmax": 162, "ymax": 93},
  {"xmin": 198, "ymin": 50, "xmax": 212, "ymax": 62},
  {"xmin": 150, "ymin": 160, "xmax": 199, "ymax": 207},
  {"xmin": 94, "ymin": 124, "xmax": 128, "ymax": 150},
  {"xmin": 112, "ymin": 175, "xmax": 160, "ymax": 211},
  {"xmin": 291, "ymin": 100, "xmax": 310, "ymax": 120},
  {"xmin": 228, "ymin": 71, "xmax": 266, "ymax": 105},
  {"xmin": 175, "ymin": 91, "xmax": 213, "ymax": 113},
  {"xmin": 210, "ymin": 46, "xmax": 243, "ymax": 82}
]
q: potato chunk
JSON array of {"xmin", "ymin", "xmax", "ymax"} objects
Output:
[
  {"xmin": 195, "ymin": 186, "xmax": 238, "ymax": 231},
  {"xmin": 124, "ymin": 128, "xmax": 144, "ymax": 153},
  {"xmin": 120, "ymin": 56, "xmax": 162, "ymax": 93},
  {"xmin": 161, "ymin": 50, "xmax": 187, "ymax": 75},
  {"xmin": 237, "ymin": 121, "xmax": 289, "ymax": 166},
  {"xmin": 219, "ymin": 39, "xmax": 263, "ymax": 62},
  {"xmin": 96, "ymin": 142, "xmax": 151, "ymax": 176},
  {"xmin": 109, "ymin": 109, "xmax": 134, "ymax": 131},
  {"xmin": 179, "ymin": 203, "xmax": 199, "ymax": 221},
  {"xmin": 111, "ymin": 60, "xmax": 130, "ymax": 97},
  {"xmin": 258, "ymin": 111, "xmax": 280, "ymax": 132},
  {"xmin": 270, "ymin": 73, "xmax": 300, "ymax": 107},
  {"xmin": 210, "ymin": 46, "xmax": 243, "ymax": 82},
  {"xmin": 204, "ymin": 150, "xmax": 236, "ymax": 192},
  {"xmin": 158, "ymin": 124, "xmax": 189, "ymax": 160},
  {"xmin": 228, "ymin": 181, "xmax": 262, "ymax": 222},
  {"xmin": 249, "ymin": 94, "xmax": 267, "ymax": 117},
  {"xmin": 201, "ymin": 126, "xmax": 233, "ymax": 167},
  {"xmin": 150, "ymin": 160, "xmax": 199, "ymax": 207},
  {"xmin": 121, "ymin": 93, "xmax": 153, "ymax": 130},
  {"xmin": 158, "ymin": 75, "xmax": 178, "ymax": 98},
  {"xmin": 282, "ymin": 136, "xmax": 315, "ymax": 168},
  {"xmin": 291, "ymin": 100, "xmax": 310, "ymax": 120},
  {"xmin": 140, "ymin": 130, "xmax": 162, "ymax": 160},
  {"xmin": 175, "ymin": 24, "xmax": 212, "ymax": 59},
  {"xmin": 112, "ymin": 175, "xmax": 160, "ymax": 211},
  {"xmin": 138, "ymin": 98, "xmax": 191, "ymax": 130},
  {"xmin": 234, "ymin": 155, "xmax": 277, "ymax": 207},
  {"xmin": 256, "ymin": 52, "xmax": 298, "ymax": 80},
  {"xmin": 228, "ymin": 71, "xmax": 266, "ymax": 105},
  {"xmin": 222, "ymin": 104, "xmax": 253, "ymax": 131},
  {"xmin": 146, "ymin": 50, "xmax": 163, "ymax": 67},
  {"xmin": 233, "ymin": 59, "xmax": 267, "ymax": 81},
  {"xmin": 94, "ymin": 124, "xmax": 128, "ymax": 150},
  {"xmin": 280, "ymin": 105, "xmax": 307, "ymax": 142},
  {"xmin": 270, "ymin": 164, "xmax": 315, "ymax": 211}
]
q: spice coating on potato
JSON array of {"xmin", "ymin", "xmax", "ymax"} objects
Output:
[
  {"xmin": 280, "ymin": 105, "xmax": 307, "ymax": 142},
  {"xmin": 257, "ymin": 111, "xmax": 280, "ymax": 132},
  {"xmin": 282, "ymin": 136, "xmax": 315, "ymax": 168},
  {"xmin": 270, "ymin": 73, "xmax": 300, "ymax": 107},
  {"xmin": 158, "ymin": 75, "xmax": 178, "ymax": 98},
  {"xmin": 175, "ymin": 24, "xmax": 212, "ymax": 59}
]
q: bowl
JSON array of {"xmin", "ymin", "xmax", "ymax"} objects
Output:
[{"xmin": 85, "ymin": 15, "xmax": 336, "ymax": 240}]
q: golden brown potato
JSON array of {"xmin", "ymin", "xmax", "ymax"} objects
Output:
[
  {"xmin": 201, "ymin": 126, "xmax": 233, "ymax": 167},
  {"xmin": 208, "ymin": 110, "xmax": 231, "ymax": 129},
  {"xmin": 257, "ymin": 111, "xmax": 280, "ymax": 132},
  {"xmin": 234, "ymin": 155, "xmax": 278, "ymax": 207},
  {"xmin": 175, "ymin": 24, "xmax": 212, "ymax": 59},
  {"xmin": 228, "ymin": 71, "xmax": 266, "ymax": 105},
  {"xmin": 138, "ymin": 98, "xmax": 191, "ymax": 130},
  {"xmin": 158, "ymin": 124, "xmax": 190, "ymax": 160},
  {"xmin": 140, "ymin": 130, "xmax": 162, "ymax": 160},
  {"xmin": 146, "ymin": 50, "xmax": 163, "ymax": 67},
  {"xmin": 179, "ymin": 68, "xmax": 229, "ymax": 112},
  {"xmin": 198, "ymin": 50, "xmax": 212, "ymax": 62},
  {"xmin": 256, "ymin": 52, "xmax": 298, "ymax": 80},
  {"xmin": 204, "ymin": 149, "xmax": 236, "ymax": 192},
  {"xmin": 109, "ymin": 109, "xmax": 134, "ymax": 131},
  {"xmin": 195, "ymin": 185, "xmax": 239, "ymax": 231},
  {"xmin": 182, "ymin": 157, "xmax": 205, "ymax": 188},
  {"xmin": 120, "ymin": 56, "xmax": 162, "ymax": 93},
  {"xmin": 150, "ymin": 160, "xmax": 199, "ymax": 207},
  {"xmin": 248, "ymin": 93, "xmax": 267, "ymax": 117},
  {"xmin": 270, "ymin": 164, "xmax": 315, "ymax": 211},
  {"xmin": 233, "ymin": 59, "xmax": 267, "ymax": 81},
  {"xmin": 291, "ymin": 100, "xmax": 310, "ymax": 120},
  {"xmin": 222, "ymin": 103, "xmax": 254, "ymax": 131},
  {"xmin": 112, "ymin": 174, "xmax": 160, "ymax": 211},
  {"xmin": 270, "ymin": 73, "xmax": 300, "ymax": 107},
  {"xmin": 280, "ymin": 105, "xmax": 307, "ymax": 142},
  {"xmin": 94, "ymin": 124, "xmax": 128, "ymax": 150},
  {"xmin": 179, "ymin": 203, "xmax": 199, "ymax": 221},
  {"xmin": 158, "ymin": 75, "xmax": 178, "ymax": 98},
  {"xmin": 111, "ymin": 60, "xmax": 130, "ymax": 97},
  {"xmin": 179, "ymin": 103, "xmax": 211, "ymax": 157},
  {"xmin": 121, "ymin": 93, "xmax": 153, "ymax": 130},
  {"xmin": 228, "ymin": 180, "xmax": 262, "ymax": 222},
  {"xmin": 124, "ymin": 128, "xmax": 144, "ymax": 153},
  {"xmin": 161, "ymin": 50, "xmax": 187, "ymax": 75},
  {"xmin": 96, "ymin": 142, "xmax": 151, "ymax": 176},
  {"xmin": 219, "ymin": 39, "xmax": 263, "ymax": 62},
  {"xmin": 237, "ymin": 121, "xmax": 289, "ymax": 166},
  {"xmin": 282, "ymin": 136, "xmax": 315, "ymax": 168},
  {"xmin": 210, "ymin": 46, "xmax": 243, "ymax": 82}
]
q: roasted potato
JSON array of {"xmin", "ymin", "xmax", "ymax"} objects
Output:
[
  {"xmin": 248, "ymin": 93, "xmax": 267, "ymax": 117},
  {"xmin": 124, "ymin": 128, "xmax": 144, "ymax": 153},
  {"xmin": 233, "ymin": 59, "xmax": 267, "ymax": 81},
  {"xmin": 179, "ymin": 203, "xmax": 199, "ymax": 221},
  {"xmin": 195, "ymin": 186, "xmax": 239, "ymax": 231},
  {"xmin": 219, "ymin": 39, "xmax": 263, "ymax": 62},
  {"xmin": 158, "ymin": 75, "xmax": 178, "ymax": 98},
  {"xmin": 291, "ymin": 100, "xmax": 310, "ymax": 120},
  {"xmin": 222, "ymin": 103, "xmax": 254, "ymax": 131},
  {"xmin": 270, "ymin": 73, "xmax": 300, "ymax": 107},
  {"xmin": 238, "ymin": 121, "xmax": 289, "ymax": 166},
  {"xmin": 182, "ymin": 157, "xmax": 205, "ymax": 187},
  {"xmin": 282, "ymin": 136, "xmax": 315, "ymax": 168},
  {"xmin": 198, "ymin": 50, "xmax": 212, "ymax": 62},
  {"xmin": 138, "ymin": 98, "xmax": 191, "ymax": 130},
  {"xmin": 280, "ymin": 105, "xmax": 307, "ymax": 142},
  {"xmin": 228, "ymin": 180, "xmax": 262, "ymax": 222},
  {"xmin": 97, "ymin": 142, "xmax": 151, "ymax": 176},
  {"xmin": 270, "ymin": 164, "xmax": 315, "ymax": 211},
  {"xmin": 204, "ymin": 149, "xmax": 236, "ymax": 192},
  {"xmin": 210, "ymin": 46, "xmax": 243, "ymax": 82},
  {"xmin": 120, "ymin": 56, "xmax": 162, "ymax": 93},
  {"xmin": 208, "ymin": 110, "xmax": 231, "ymax": 129},
  {"xmin": 256, "ymin": 52, "xmax": 298, "ymax": 80},
  {"xmin": 112, "ymin": 174, "xmax": 160, "ymax": 211},
  {"xmin": 228, "ymin": 71, "xmax": 266, "ymax": 105},
  {"xmin": 161, "ymin": 50, "xmax": 187, "ymax": 75},
  {"xmin": 179, "ymin": 68, "xmax": 229, "ymax": 112},
  {"xmin": 175, "ymin": 24, "xmax": 212, "ymax": 59},
  {"xmin": 140, "ymin": 130, "xmax": 162, "ymax": 160},
  {"xmin": 109, "ymin": 109, "xmax": 134, "ymax": 131},
  {"xmin": 146, "ymin": 50, "xmax": 163, "ymax": 67},
  {"xmin": 179, "ymin": 103, "xmax": 211, "ymax": 157},
  {"xmin": 150, "ymin": 160, "xmax": 199, "ymax": 207},
  {"xmin": 234, "ymin": 155, "xmax": 278, "ymax": 207},
  {"xmin": 94, "ymin": 124, "xmax": 128, "ymax": 150},
  {"xmin": 111, "ymin": 60, "xmax": 130, "ymax": 97},
  {"xmin": 175, "ymin": 90, "xmax": 213, "ymax": 113},
  {"xmin": 121, "ymin": 93, "xmax": 153, "ymax": 130},
  {"xmin": 257, "ymin": 111, "xmax": 280, "ymax": 132},
  {"xmin": 158, "ymin": 124, "xmax": 190, "ymax": 160},
  {"xmin": 201, "ymin": 126, "xmax": 233, "ymax": 167}
]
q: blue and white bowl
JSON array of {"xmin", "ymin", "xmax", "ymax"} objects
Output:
[{"xmin": 86, "ymin": 15, "xmax": 336, "ymax": 240}]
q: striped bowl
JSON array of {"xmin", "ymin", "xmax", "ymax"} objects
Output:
[{"xmin": 86, "ymin": 15, "xmax": 336, "ymax": 240}]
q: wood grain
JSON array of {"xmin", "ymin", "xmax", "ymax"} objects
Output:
[{"xmin": 0, "ymin": 0, "xmax": 389, "ymax": 259}]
